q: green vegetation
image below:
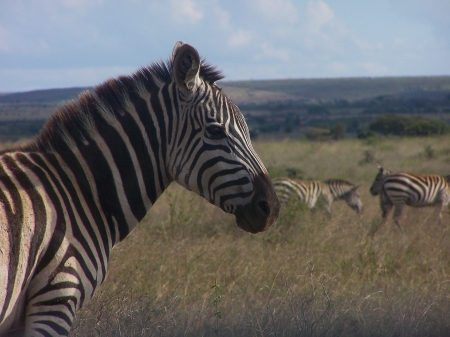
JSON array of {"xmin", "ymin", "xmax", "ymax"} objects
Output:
[
  {"xmin": 23, "ymin": 135, "xmax": 445, "ymax": 337},
  {"xmin": 0, "ymin": 102, "xmax": 55, "ymax": 141},
  {"xmin": 369, "ymin": 114, "xmax": 450, "ymax": 136},
  {"xmin": 1, "ymin": 76, "xmax": 450, "ymax": 141}
]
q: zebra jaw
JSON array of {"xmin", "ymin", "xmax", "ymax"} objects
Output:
[{"xmin": 234, "ymin": 173, "xmax": 280, "ymax": 234}]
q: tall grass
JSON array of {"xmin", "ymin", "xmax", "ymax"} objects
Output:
[{"xmin": 8, "ymin": 135, "xmax": 448, "ymax": 336}]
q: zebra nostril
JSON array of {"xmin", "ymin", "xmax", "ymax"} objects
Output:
[{"xmin": 257, "ymin": 200, "xmax": 270, "ymax": 218}]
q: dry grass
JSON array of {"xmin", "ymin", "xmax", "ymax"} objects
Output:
[
  {"xmin": 68, "ymin": 136, "xmax": 450, "ymax": 336},
  {"xmin": 5, "ymin": 135, "xmax": 450, "ymax": 336}
]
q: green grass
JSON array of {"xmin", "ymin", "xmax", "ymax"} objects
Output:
[{"xmin": 62, "ymin": 135, "xmax": 450, "ymax": 336}]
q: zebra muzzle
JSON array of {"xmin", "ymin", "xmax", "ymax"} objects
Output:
[{"xmin": 235, "ymin": 173, "xmax": 280, "ymax": 233}]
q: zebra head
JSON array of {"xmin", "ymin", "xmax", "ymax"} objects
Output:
[
  {"xmin": 370, "ymin": 166, "xmax": 390, "ymax": 196},
  {"xmin": 168, "ymin": 42, "xmax": 280, "ymax": 233},
  {"xmin": 345, "ymin": 185, "xmax": 363, "ymax": 214}
]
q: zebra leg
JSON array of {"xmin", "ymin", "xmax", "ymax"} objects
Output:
[
  {"xmin": 324, "ymin": 199, "xmax": 332, "ymax": 218},
  {"xmin": 393, "ymin": 204, "xmax": 405, "ymax": 234},
  {"xmin": 370, "ymin": 197, "xmax": 393, "ymax": 237},
  {"xmin": 322, "ymin": 204, "xmax": 332, "ymax": 218},
  {"xmin": 380, "ymin": 200, "xmax": 393, "ymax": 224},
  {"xmin": 23, "ymin": 298, "xmax": 76, "ymax": 337},
  {"xmin": 434, "ymin": 203, "xmax": 444, "ymax": 226},
  {"xmin": 23, "ymin": 268, "xmax": 83, "ymax": 337}
]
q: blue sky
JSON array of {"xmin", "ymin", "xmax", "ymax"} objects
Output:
[{"xmin": 1, "ymin": 0, "xmax": 449, "ymax": 92}]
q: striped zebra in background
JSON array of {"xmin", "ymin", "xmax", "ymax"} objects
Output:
[
  {"xmin": 273, "ymin": 177, "xmax": 362, "ymax": 216},
  {"xmin": 370, "ymin": 166, "xmax": 450, "ymax": 234},
  {"xmin": 0, "ymin": 42, "xmax": 280, "ymax": 337}
]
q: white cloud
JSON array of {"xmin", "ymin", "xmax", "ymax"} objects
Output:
[
  {"xmin": 228, "ymin": 30, "xmax": 252, "ymax": 49},
  {"xmin": 210, "ymin": 2, "xmax": 231, "ymax": 30},
  {"xmin": 258, "ymin": 42, "xmax": 290, "ymax": 62},
  {"xmin": 301, "ymin": 1, "xmax": 348, "ymax": 52},
  {"xmin": 1, "ymin": 1, "xmax": 450, "ymax": 91},
  {"xmin": 252, "ymin": 0, "xmax": 298, "ymax": 24},
  {"xmin": 306, "ymin": 0, "xmax": 335, "ymax": 33},
  {"xmin": 170, "ymin": 0, "xmax": 203, "ymax": 25}
]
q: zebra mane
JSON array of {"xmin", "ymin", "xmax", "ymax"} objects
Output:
[
  {"xmin": 15, "ymin": 58, "xmax": 224, "ymax": 153},
  {"xmin": 134, "ymin": 58, "xmax": 224, "ymax": 85}
]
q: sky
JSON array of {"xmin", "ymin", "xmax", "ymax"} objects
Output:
[{"xmin": 1, "ymin": 0, "xmax": 450, "ymax": 92}]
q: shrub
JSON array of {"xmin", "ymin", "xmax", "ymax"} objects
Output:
[
  {"xmin": 330, "ymin": 123, "xmax": 346, "ymax": 140},
  {"xmin": 369, "ymin": 114, "xmax": 450, "ymax": 137},
  {"xmin": 307, "ymin": 105, "xmax": 330, "ymax": 116},
  {"xmin": 304, "ymin": 127, "xmax": 330, "ymax": 140}
]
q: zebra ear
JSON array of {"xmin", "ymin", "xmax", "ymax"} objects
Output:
[{"xmin": 172, "ymin": 41, "xmax": 201, "ymax": 93}]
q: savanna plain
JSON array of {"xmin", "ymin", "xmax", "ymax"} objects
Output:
[{"xmin": 4, "ymin": 136, "xmax": 450, "ymax": 337}]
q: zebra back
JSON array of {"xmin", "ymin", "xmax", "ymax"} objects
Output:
[
  {"xmin": 273, "ymin": 177, "xmax": 362, "ymax": 214},
  {"xmin": 273, "ymin": 177, "xmax": 325, "ymax": 209},
  {"xmin": 380, "ymin": 171, "xmax": 450, "ymax": 206}
]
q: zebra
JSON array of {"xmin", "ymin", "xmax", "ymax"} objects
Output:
[
  {"xmin": 0, "ymin": 41, "xmax": 280, "ymax": 337},
  {"xmin": 369, "ymin": 166, "xmax": 450, "ymax": 234},
  {"xmin": 273, "ymin": 177, "xmax": 362, "ymax": 216}
]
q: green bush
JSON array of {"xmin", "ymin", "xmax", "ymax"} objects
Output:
[
  {"xmin": 369, "ymin": 114, "xmax": 450, "ymax": 136},
  {"xmin": 406, "ymin": 118, "xmax": 450, "ymax": 136},
  {"xmin": 330, "ymin": 123, "xmax": 346, "ymax": 140},
  {"xmin": 307, "ymin": 105, "xmax": 330, "ymax": 116}
]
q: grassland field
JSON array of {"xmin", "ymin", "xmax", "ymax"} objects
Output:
[{"xmin": 4, "ymin": 135, "xmax": 449, "ymax": 336}]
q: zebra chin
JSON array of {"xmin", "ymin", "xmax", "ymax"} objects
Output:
[{"xmin": 234, "ymin": 173, "xmax": 281, "ymax": 234}]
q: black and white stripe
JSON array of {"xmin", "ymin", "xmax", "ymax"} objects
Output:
[
  {"xmin": 370, "ymin": 166, "xmax": 450, "ymax": 233},
  {"xmin": 0, "ymin": 42, "xmax": 280, "ymax": 336},
  {"xmin": 273, "ymin": 177, "xmax": 362, "ymax": 216}
]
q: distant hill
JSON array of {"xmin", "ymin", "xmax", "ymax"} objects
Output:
[
  {"xmin": 1, "ymin": 76, "xmax": 449, "ymax": 105},
  {"xmin": 0, "ymin": 87, "xmax": 93, "ymax": 104},
  {"xmin": 222, "ymin": 76, "xmax": 450, "ymax": 104},
  {"xmin": 1, "ymin": 76, "xmax": 450, "ymax": 141}
]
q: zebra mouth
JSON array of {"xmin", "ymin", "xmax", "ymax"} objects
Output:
[
  {"xmin": 233, "ymin": 173, "xmax": 280, "ymax": 234},
  {"xmin": 235, "ymin": 208, "xmax": 258, "ymax": 234}
]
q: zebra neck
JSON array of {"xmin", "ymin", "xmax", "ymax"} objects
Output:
[
  {"xmin": 328, "ymin": 184, "xmax": 350, "ymax": 199},
  {"xmin": 39, "ymin": 115, "xmax": 172, "ymax": 243},
  {"xmin": 61, "ymin": 119, "xmax": 172, "ymax": 243},
  {"xmin": 23, "ymin": 83, "xmax": 175, "ymax": 242}
]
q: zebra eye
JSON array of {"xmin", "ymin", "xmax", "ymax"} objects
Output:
[{"xmin": 206, "ymin": 124, "xmax": 226, "ymax": 139}]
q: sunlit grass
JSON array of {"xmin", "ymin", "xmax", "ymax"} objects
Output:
[
  {"xmin": 67, "ymin": 136, "xmax": 450, "ymax": 336},
  {"xmin": 70, "ymin": 184, "xmax": 450, "ymax": 336}
]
